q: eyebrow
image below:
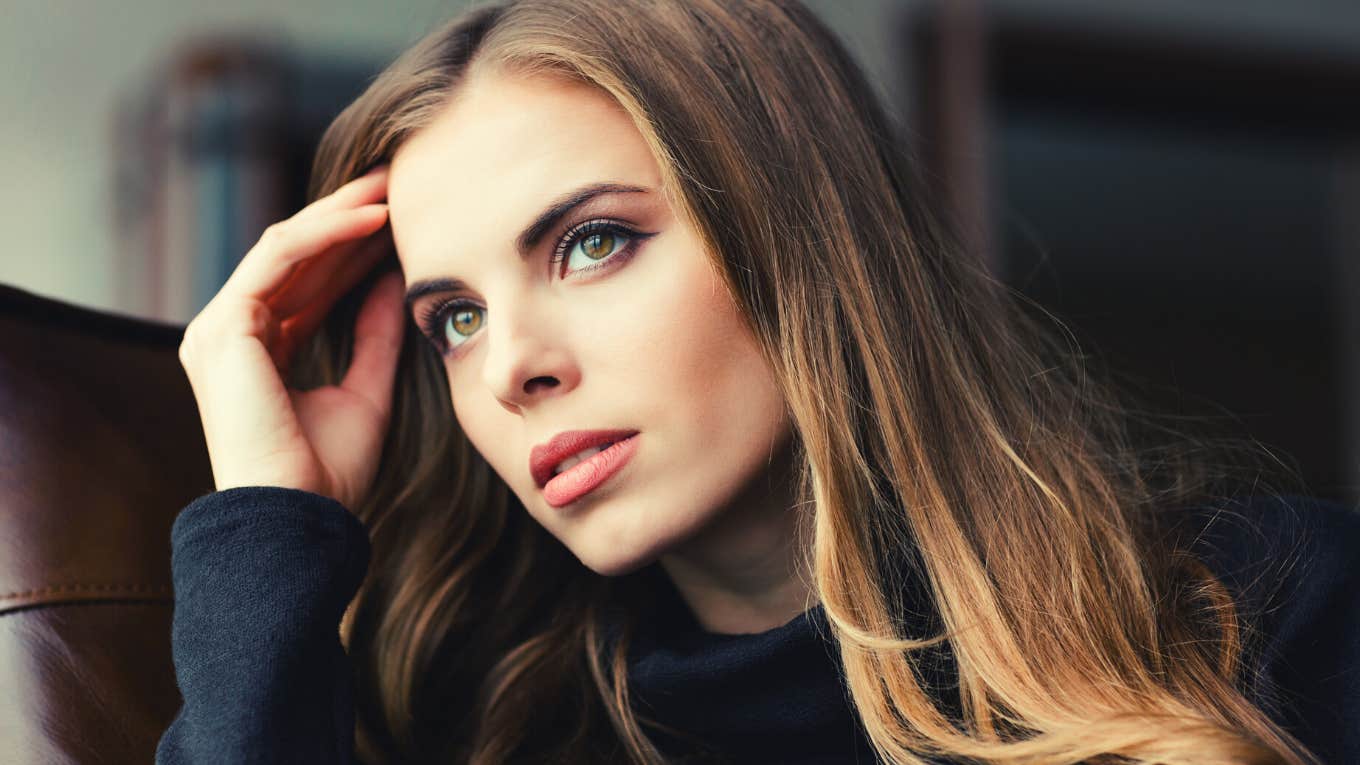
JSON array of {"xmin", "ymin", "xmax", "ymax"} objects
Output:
[{"xmin": 403, "ymin": 181, "xmax": 650, "ymax": 308}]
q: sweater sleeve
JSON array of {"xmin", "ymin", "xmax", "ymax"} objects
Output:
[{"xmin": 155, "ymin": 486, "xmax": 372, "ymax": 765}]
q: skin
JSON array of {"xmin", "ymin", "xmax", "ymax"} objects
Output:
[{"xmin": 387, "ymin": 64, "xmax": 815, "ymax": 635}]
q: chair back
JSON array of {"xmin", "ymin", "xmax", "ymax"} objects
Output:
[{"xmin": 0, "ymin": 283, "xmax": 211, "ymax": 764}]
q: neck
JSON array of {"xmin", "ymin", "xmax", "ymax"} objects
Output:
[{"xmin": 657, "ymin": 438, "xmax": 815, "ymax": 635}]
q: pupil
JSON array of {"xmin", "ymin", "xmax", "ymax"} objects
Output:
[
  {"xmin": 453, "ymin": 309, "xmax": 479, "ymax": 335},
  {"xmin": 585, "ymin": 232, "xmax": 613, "ymax": 259}
]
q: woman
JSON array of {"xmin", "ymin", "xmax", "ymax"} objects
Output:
[{"xmin": 160, "ymin": 0, "xmax": 1359, "ymax": 763}]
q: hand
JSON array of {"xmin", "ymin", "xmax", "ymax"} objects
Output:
[{"xmin": 177, "ymin": 165, "xmax": 405, "ymax": 510}]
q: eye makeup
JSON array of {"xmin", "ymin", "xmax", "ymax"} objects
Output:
[{"xmin": 414, "ymin": 217, "xmax": 657, "ymax": 357}]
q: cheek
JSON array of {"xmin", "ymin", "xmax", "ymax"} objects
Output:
[
  {"xmin": 608, "ymin": 242, "xmax": 748, "ymax": 388},
  {"xmin": 619, "ymin": 244, "xmax": 785, "ymax": 451},
  {"xmin": 447, "ymin": 383, "xmax": 507, "ymax": 477}
]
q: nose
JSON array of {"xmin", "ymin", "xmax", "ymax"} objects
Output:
[{"xmin": 479, "ymin": 295, "xmax": 578, "ymax": 413}]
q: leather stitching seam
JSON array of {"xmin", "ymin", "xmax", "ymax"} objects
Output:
[{"xmin": 0, "ymin": 583, "xmax": 173, "ymax": 600}]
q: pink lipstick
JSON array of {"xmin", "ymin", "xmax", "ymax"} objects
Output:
[{"xmin": 534, "ymin": 432, "xmax": 641, "ymax": 508}]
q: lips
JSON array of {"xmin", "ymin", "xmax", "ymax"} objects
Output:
[{"xmin": 530, "ymin": 428, "xmax": 640, "ymax": 489}]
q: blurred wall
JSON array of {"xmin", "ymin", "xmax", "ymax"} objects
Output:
[
  {"xmin": 0, "ymin": 0, "xmax": 460, "ymax": 317},
  {"xmin": 1, "ymin": 0, "xmax": 1356, "ymax": 318}
]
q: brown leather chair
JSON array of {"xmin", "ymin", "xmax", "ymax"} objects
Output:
[{"xmin": 0, "ymin": 282, "xmax": 211, "ymax": 764}]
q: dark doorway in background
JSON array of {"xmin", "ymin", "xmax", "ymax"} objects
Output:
[{"xmin": 907, "ymin": 8, "xmax": 1360, "ymax": 504}]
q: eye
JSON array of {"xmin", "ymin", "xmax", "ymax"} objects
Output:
[
  {"xmin": 415, "ymin": 219, "xmax": 654, "ymax": 357},
  {"xmin": 416, "ymin": 296, "xmax": 483, "ymax": 356},
  {"xmin": 550, "ymin": 219, "xmax": 638, "ymax": 276}
]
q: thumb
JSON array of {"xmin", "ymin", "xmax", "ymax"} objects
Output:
[{"xmin": 341, "ymin": 269, "xmax": 406, "ymax": 419}]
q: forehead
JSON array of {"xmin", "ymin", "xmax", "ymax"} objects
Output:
[{"xmin": 388, "ymin": 69, "xmax": 661, "ymax": 264}]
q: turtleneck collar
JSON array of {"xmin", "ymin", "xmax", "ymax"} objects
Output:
[{"xmin": 617, "ymin": 562, "xmax": 887, "ymax": 764}]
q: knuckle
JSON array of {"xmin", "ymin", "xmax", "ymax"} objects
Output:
[
  {"xmin": 216, "ymin": 299, "xmax": 271, "ymax": 337},
  {"xmin": 260, "ymin": 221, "xmax": 289, "ymax": 248},
  {"xmin": 178, "ymin": 320, "xmax": 197, "ymax": 350},
  {"xmin": 178, "ymin": 326, "xmax": 200, "ymax": 368},
  {"xmin": 245, "ymin": 300, "xmax": 274, "ymax": 334},
  {"xmin": 180, "ymin": 299, "xmax": 273, "ymax": 352},
  {"xmin": 232, "ymin": 300, "xmax": 275, "ymax": 340}
]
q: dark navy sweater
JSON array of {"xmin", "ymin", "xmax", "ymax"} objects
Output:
[{"xmin": 154, "ymin": 488, "xmax": 1360, "ymax": 764}]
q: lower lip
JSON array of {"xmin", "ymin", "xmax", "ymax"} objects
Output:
[{"xmin": 542, "ymin": 434, "xmax": 640, "ymax": 508}]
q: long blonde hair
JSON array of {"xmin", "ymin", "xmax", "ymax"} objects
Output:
[{"xmin": 293, "ymin": 1, "xmax": 1322, "ymax": 762}]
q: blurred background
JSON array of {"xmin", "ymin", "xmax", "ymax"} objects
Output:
[{"xmin": 1, "ymin": 0, "xmax": 1356, "ymax": 503}]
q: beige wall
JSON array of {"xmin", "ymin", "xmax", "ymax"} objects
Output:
[{"xmin": 0, "ymin": 0, "xmax": 461, "ymax": 318}]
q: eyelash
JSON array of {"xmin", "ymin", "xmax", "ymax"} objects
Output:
[{"xmin": 415, "ymin": 218, "xmax": 649, "ymax": 356}]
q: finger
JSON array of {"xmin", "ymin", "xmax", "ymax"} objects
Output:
[
  {"xmin": 340, "ymin": 270, "xmax": 406, "ymax": 418},
  {"xmin": 217, "ymin": 203, "xmax": 389, "ymax": 306},
  {"xmin": 269, "ymin": 235, "xmax": 396, "ymax": 371},
  {"xmin": 293, "ymin": 164, "xmax": 389, "ymax": 222},
  {"xmin": 267, "ymin": 224, "xmax": 392, "ymax": 320}
]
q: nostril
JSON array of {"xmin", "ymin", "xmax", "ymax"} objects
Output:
[{"xmin": 524, "ymin": 376, "xmax": 558, "ymax": 394}]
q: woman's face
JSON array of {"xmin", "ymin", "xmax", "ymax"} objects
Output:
[{"xmin": 388, "ymin": 67, "xmax": 793, "ymax": 577}]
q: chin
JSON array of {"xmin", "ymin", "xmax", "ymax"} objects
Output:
[{"xmin": 572, "ymin": 547, "xmax": 657, "ymax": 578}]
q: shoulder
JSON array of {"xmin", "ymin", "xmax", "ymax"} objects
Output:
[
  {"xmin": 1180, "ymin": 492, "xmax": 1359, "ymax": 603},
  {"xmin": 1181, "ymin": 493, "xmax": 1359, "ymax": 620},
  {"xmin": 1177, "ymin": 492, "xmax": 1360, "ymax": 762}
]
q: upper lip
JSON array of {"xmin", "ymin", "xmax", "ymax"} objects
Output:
[{"xmin": 530, "ymin": 428, "xmax": 639, "ymax": 489}]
